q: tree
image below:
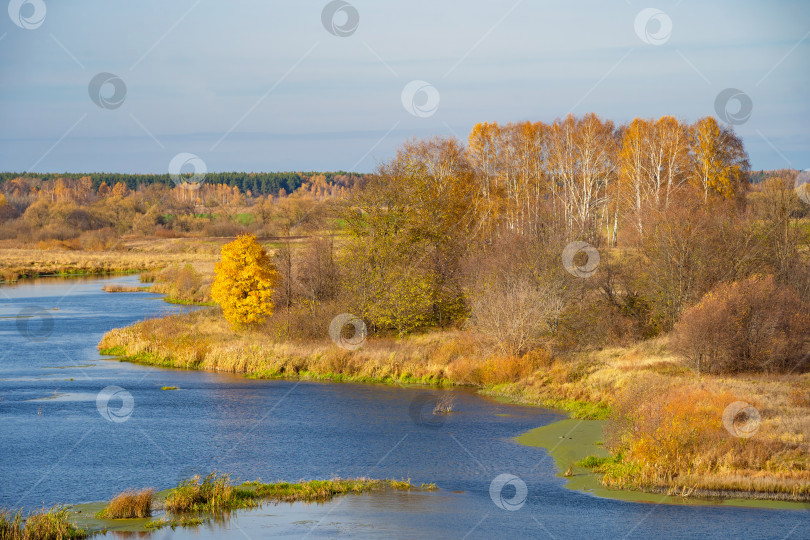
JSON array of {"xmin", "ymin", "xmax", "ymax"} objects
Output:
[
  {"xmin": 689, "ymin": 117, "xmax": 749, "ymax": 201},
  {"xmin": 618, "ymin": 117, "xmax": 689, "ymax": 239},
  {"xmin": 758, "ymin": 174, "xmax": 803, "ymax": 282},
  {"xmin": 97, "ymin": 181, "xmax": 111, "ymax": 198},
  {"xmin": 211, "ymin": 234, "xmax": 279, "ymax": 329},
  {"xmin": 111, "ymin": 181, "xmax": 130, "ymax": 198},
  {"xmin": 345, "ymin": 137, "xmax": 476, "ymax": 331},
  {"xmin": 546, "ymin": 113, "xmax": 617, "ymax": 241}
]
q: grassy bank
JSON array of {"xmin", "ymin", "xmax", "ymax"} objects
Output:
[
  {"xmin": 99, "ymin": 309, "xmax": 610, "ymax": 418},
  {"xmin": 98, "ymin": 309, "xmax": 810, "ymax": 505},
  {"xmin": 516, "ymin": 419, "xmax": 809, "ymax": 510},
  {"xmin": 0, "ymin": 507, "xmax": 89, "ymax": 539}
]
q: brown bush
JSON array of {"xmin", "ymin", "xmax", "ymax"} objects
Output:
[
  {"xmin": 464, "ymin": 233, "xmax": 568, "ymax": 355},
  {"xmin": 672, "ymin": 275, "xmax": 810, "ymax": 373},
  {"xmin": 634, "ymin": 192, "xmax": 762, "ymax": 331},
  {"xmin": 202, "ymin": 218, "xmax": 246, "ymax": 237},
  {"xmin": 98, "ymin": 488, "xmax": 154, "ymax": 519},
  {"xmin": 554, "ymin": 294, "xmax": 637, "ymax": 351},
  {"xmin": 151, "ymin": 264, "xmax": 212, "ymax": 304},
  {"xmin": 154, "ymin": 226, "xmax": 179, "ymax": 238},
  {"xmin": 79, "ymin": 227, "xmax": 118, "ymax": 251}
]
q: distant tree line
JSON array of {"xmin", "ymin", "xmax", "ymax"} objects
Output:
[{"xmin": 0, "ymin": 171, "xmax": 365, "ymax": 196}]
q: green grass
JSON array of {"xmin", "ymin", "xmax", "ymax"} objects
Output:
[
  {"xmin": 235, "ymin": 213, "xmax": 256, "ymax": 226},
  {"xmin": 547, "ymin": 399, "xmax": 611, "ymax": 420},
  {"xmin": 484, "ymin": 386, "xmax": 611, "ymax": 420},
  {"xmin": 243, "ymin": 368, "xmax": 455, "ymax": 388},
  {"xmin": 163, "ymin": 473, "xmax": 435, "ymax": 514},
  {"xmin": 144, "ymin": 516, "xmax": 206, "ymax": 530},
  {"xmin": 244, "ymin": 478, "xmax": 437, "ymax": 504},
  {"xmin": 575, "ymin": 455, "xmax": 614, "ymax": 469},
  {"xmin": 98, "ymin": 346, "xmax": 128, "ymax": 356},
  {"xmin": 99, "ymin": 348, "xmax": 193, "ymax": 370},
  {"xmin": 163, "ymin": 296, "xmax": 217, "ymax": 306},
  {"xmin": 0, "ymin": 506, "xmax": 88, "ymax": 539}
]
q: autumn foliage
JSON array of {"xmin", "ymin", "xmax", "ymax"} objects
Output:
[
  {"xmin": 672, "ymin": 275, "xmax": 810, "ymax": 373},
  {"xmin": 211, "ymin": 234, "xmax": 279, "ymax": 329}
]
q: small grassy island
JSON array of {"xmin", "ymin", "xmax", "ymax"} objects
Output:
[{"xmin": 1, "ymin": 475, "xmax": 435, "ymax": 538}]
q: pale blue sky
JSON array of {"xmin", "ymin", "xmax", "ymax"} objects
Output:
[{"xmin": 1, "ymin": 0, "xmax": 808, "ymax": 173}]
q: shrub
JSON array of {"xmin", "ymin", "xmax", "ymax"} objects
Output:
[
  {"xmin": 97, "ymin": 488, "xmax": 154, "ymax": 519},
  {"xmin": 672, "ymin": 275, "xmax": 810, "ymax": 373},
  {"xmin": 554, "ymin": 295, "xmax": 636, "ymax": 351},
  {"xmin": 151, "ymin": 264, "xmax": 212, "ymax": 304},
  {"xmin": 0, "ymin": 506, "xmax": 88, "ymax": 539},
  {"xmin": 79, "ymin": 227, "xmax": 118, "ymax": 251},
  {"xmin": 472, "ymin": 355, "xmax": 537, "ymax": 385},
  {"xmin": 163, "ymin": 473, "xmax": 233, "ymax": 513},
  {"xmin": 202, "ymin": 218, "xmax": 246, "ymax": 237},
  {"xmin": 605, "ymin": 375, "xmax": 740, "ymax": 487}
]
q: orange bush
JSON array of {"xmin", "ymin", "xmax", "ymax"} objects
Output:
[{"xmin": 605, "ymin": 375, "xmax": 769, "ymax": 487}]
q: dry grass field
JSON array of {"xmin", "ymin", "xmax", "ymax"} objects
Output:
[{"xmin": 0, "ymin": 237, "xmax": 225, "ymax": 281}]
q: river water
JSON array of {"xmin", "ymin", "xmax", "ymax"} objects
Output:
[{"xmin": 0, "ymin": 275, "xmax": 806, "ymax": 539}]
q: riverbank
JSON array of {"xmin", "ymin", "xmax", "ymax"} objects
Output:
[
  {"xmin": 97, "ymin": 308, "xmax": 810, "ymax": 506},
  {"xmin": 516, "ymin": 419, "xmax": 809, "ymax": 510},
  {"xmin": 98, "ymin": 308, "xmax": 610, "ymax": 419}
]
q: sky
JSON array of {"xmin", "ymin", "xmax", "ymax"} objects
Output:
[{"xmin": 0, "ymin": 0, "xmax": 808, "ymax": 174}]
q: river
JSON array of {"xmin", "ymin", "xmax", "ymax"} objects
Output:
[{"xmin": 0, "ymin": 275, "xmax": 806, "ymax": 539}]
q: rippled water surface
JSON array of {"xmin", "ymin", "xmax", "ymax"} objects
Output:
[{"xmin": 0, "ymin": 276, "xmax": 807, "ymax": 539}]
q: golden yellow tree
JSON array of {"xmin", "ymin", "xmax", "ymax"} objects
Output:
[
  {"xmin": 689, "ymin": 117, "xmax": 749, "ymax": 201},
  {"xmin": 211, "ymin": 234, "xmax": 279, "ymax": 329}
]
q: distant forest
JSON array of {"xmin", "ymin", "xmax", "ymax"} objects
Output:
[
  {"xmin": 0, "ymin": 171, "xmax": 364, "ymax": 196},
  {"xmin": 749, "ymin": 169, "xmax": 805, "ymax": 185}
]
